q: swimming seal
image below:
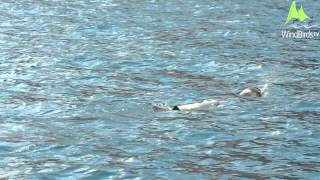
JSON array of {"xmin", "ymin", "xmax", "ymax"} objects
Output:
[{"xmin": 154, "ymin": 86, "xmax": 265, "ymax": 112}]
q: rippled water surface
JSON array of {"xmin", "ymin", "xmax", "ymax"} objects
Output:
[{"xmin": 1, "ymin": 0, "xmax": 320, "ymax": 179}]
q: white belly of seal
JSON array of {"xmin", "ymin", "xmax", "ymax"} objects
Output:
[{"xmin": 178, "ymin": 99, "xmax": 219, "ymax": 111}]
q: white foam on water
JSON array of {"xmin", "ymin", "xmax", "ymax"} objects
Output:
[{"xmin": 259, "ymin": 83, "xmax": 269, "ymax": 96}]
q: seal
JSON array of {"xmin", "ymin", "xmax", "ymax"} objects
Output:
[
  {"xmin": 170, "ymin": 87, "xmax": 263, "ymax": 111},
  {"xmin": 153, "ymin": 86, "xmax": 266, "ymax": 112}
]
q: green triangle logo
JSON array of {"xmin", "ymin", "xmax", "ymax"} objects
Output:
[{"xmin": 285, "ymin": 1, "xmax": 311, "ymax": 25}]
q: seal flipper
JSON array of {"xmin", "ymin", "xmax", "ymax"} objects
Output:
[{"xmin": 172, "ymin": 105, "xmax": 180, "ymax": 111}]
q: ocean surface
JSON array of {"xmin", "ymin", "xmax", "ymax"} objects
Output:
[{"xmin": 0, "ymin": 0, "xmax": 319, "ymax": 179}]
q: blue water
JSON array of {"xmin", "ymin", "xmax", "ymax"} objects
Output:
[{"xmin": 0, "ymin": 0, "xmax": 320, "ymax": 179}]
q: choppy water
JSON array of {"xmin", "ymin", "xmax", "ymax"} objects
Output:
[{"xmin": 1, "ymin": 0, "xmax": 320, "ymax": 179}]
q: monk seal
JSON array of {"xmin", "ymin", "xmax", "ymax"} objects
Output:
[{"xmin": 153, "ymin": 86, "xmax": 266, "ymax": 112}]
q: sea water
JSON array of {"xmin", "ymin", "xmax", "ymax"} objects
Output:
[{"xmin": 0, "ymin": 0, "xmax": 319, "ymax": 179}]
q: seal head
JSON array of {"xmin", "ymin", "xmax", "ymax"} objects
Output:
[{"xmin": 239, "ymin": 87, "xmax": 262, "ymax": 98}]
